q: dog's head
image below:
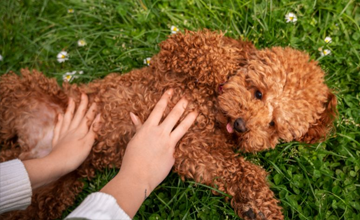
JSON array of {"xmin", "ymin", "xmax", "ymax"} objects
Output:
[{"xmin": 218, "ymin": 47, "xmax": 337, "ymax": 152}]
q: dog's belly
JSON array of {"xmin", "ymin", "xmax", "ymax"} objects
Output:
[
  {"xmin": 17, "ymin": 100, "xmax": 63, "ymax": 160},
  {"xmin": 19, "ymin": 127, "xmax": 54, "ymax": 160}
]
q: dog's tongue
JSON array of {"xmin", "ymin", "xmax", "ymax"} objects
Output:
[
  {"xmin": 218, "ymin": 84, "xmax": 223, "ymax": 93},
  {"xmin": 226, "ymin": 123, "xmax": 234, "ymax": 133}
]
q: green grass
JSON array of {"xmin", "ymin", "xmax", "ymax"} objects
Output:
[{"xmin": 1, "ymin": 0, "xmax": 359, "ymax": 219}]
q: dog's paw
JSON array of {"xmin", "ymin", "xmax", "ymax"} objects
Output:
[
  {"xmin": 257, "ymin": 211, "xmax": 266, "ymax": 220},
  {"xmin": 243, "ymin": 207, "xmax": 267, "ymax": 220},
  {"xmin": 243, "ymin": 208, "xmax": 256, "ymax": 219},
  {"xmin": 236, "ymin": 200, "xmax": 284, "ymax": 220}
]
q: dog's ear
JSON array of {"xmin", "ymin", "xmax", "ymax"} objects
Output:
[{"xmin": 297, "ymin": 91, "xmax": 337, "ymax": 144}]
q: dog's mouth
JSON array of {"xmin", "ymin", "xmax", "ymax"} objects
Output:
[
  {"xmin": 225, "ymin": 118, "xmax": 248, "ymax": 134},
  {"xmin": 218, "ymin": 83, "xmax": 225, "ymax": 94},
  {"xmin": 226, "ymin": 122, "xmax": 234, "ymax": 133}
]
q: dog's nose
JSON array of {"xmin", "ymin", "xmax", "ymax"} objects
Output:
[{"xmin": 233, "ymin": 118, "xmax": 247, "ymax": 133}]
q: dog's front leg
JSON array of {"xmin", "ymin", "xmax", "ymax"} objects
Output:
[
  {"xmin": 174, "ymin": 131, "xmax": 283, "ymax": 220},
  {"xmin": 227, "ymin": 157, "xmax": 283, "ymax": 220}
]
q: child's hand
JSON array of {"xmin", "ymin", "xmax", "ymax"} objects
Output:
[
  {"xmin": 122, "ymin": 89, "xmax": 198, "ymax": 192},
  {"xmin": 50, "ymin": 94, "xmax": 101, "ymax": 177},
  {"xmin": 100, "ymin": 89, "xmax": 198, "ymax": 218},
  {"xmin": 23, "ymin": 94, "xmax": 101, "ymax": 189}
]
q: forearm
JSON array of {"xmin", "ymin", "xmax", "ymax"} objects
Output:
[
  {"xmin": 23, "ymin": 156, "xmax": 64, "ymax": 189},
  {"xmin": 100, "ymin": 172, "xmax": 151, "ymax": 218}
]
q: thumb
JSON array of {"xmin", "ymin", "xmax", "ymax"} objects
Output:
[
  {"xmin": 83, "ymin": 114, "xmax": 101, "ymax": 148},
  {"xmin": 130, "ymin": 112, "xmax": 142, "ymax": 131},
  {"xmin": 52, "ymin": 114, "xmax": 63, "ymax": 147}
]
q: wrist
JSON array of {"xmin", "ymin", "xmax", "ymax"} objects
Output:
[
  {"xmin": 23, "ymin": 156, "xmax": 63, "ymax": 189},
  {"xmin": 42, "ymin": 152, "xmax": 68, "ymax": 178},
  {"xmin": 116, "ymin": 168, "xmax": 155, "ymax": 195},
  {"xmin": 45, "ymin": 149, "xmax": 77, "ymax": 178},
  {"xmin": 100, "ymin": 171, "xmax": 152, "ymax": 218}
]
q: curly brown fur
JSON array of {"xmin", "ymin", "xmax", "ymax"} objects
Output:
[{"xmin": 0, "ymin": 30, "xmax": 337, "ymax": 220}]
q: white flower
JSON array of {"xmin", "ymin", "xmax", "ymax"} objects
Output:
[
  {"xmin": 143, "ymin": 57, "xmax": 151, "ymax": 66},
  {"xmin": 171, "ymin": 26, "xmax": 179, "ymax": 34},
  {"xmin": 77, "ymin": 39, "xmax": 87, "ymax": 47},
  {"xmin": 324, "ymin": 37, "xmax": 332, "ymax": 43},
  {"xmin": 62, "ymin": 71, "xmax": 76, "ymax": 82},
  {"xmin": 285, "ymin": 12, "xmax": 297, "ymax": 23},
  {"xmin": 318, "ymin": 48, "xmax": 331, "ymax": 56},
  {"xmin": 63, "ymin": 74, "xmax": 72, "ymax": 82},
  {"xmin": 0, "ymin": 54, "xmax": 3, "ymax": 61},
  {"xmin": 57, "ymin": 51, "xmax": 69, "ymax": 63},
  {"xmin": 62, "ymin": 71, "xmax": 84, "ymax": 82},
  {"xmin": 68, "ymin": 9, "xmax": 74, "ymax": 13}
]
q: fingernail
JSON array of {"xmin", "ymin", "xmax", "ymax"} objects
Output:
[
  {"xmin": 95, "ymin": 114, "xmax": 101, "ymax": 124},
  {"xmin": 194, "ymin": 111, "xmax": 199, "ymax": 117},
  {"xmin": 70, "ymin": 97, "xmax": 75, "ymax": 106},
  {"xmin": 129, "ymin": 112, "xmax": 138, "ymax": 123},
  {"xmin": 91, "ymin": 102, "xmax": 97, "ymax": 110},
  {"xmin": 182, "ymin": 98, "xmax": 188, "ymax": 109},
  {"xmin": 166, "ymin": 89, "xmax": 173, "ymax": 96}
]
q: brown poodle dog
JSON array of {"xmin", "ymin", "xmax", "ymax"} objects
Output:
[{"xmin": 0, "ymin": 30, "xmax": 337, "ymax": 220}]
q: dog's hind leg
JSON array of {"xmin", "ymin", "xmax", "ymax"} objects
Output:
[{"xmin": 0, "ymin": 69, "xmax": 68, "ymax": 161}]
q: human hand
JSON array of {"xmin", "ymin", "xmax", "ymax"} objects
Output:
[
  {"xmin": 100, "ymin": 89, "xmax": 198, "ymax": 218},
  {"xmin": 23, "ymin": 94, "xmax": 101, "ymax": 189},
  {"xmin": 119, "ymin": 89, "xmax": 198, "ymax": 193},
  {"xmin": 49, "ymin": 94, "xmax": 101, "ymax": 177}
]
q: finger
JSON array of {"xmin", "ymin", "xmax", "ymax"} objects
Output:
[
  {"xmin": 69, "ymin": 93, "xmax": 89, "ymax": 130},
  {"xmin": 92, "ymin": 113, "xmax": 102, "ymax": 132},
  {"xmin": 145, "ymin": 89, "xmax": 173, "ymax": 126},
  {"xmin": 79, "ymin": 102, "xmax": 97, "ymax": 131},
  {"xmin": 161, "ymin": 97, "xmax": 188, "ymax": 132},
  {"xmin": 130, "ymin": 112, "xmax": 142, "ymax": 131},
  {"xmin": 170, "ymin": 111, "xmax": 198, "ymax": 144},
  {"xmin": 60, "ymin": 98, "xmax": 75, "ymax": 136},
  {"xmin": 83, "ymin": 114, "xmax": 101, "ymax": 147},
  {"xmin": 52, "ymin": 114, "xmax": 63, "ymax": 147}
]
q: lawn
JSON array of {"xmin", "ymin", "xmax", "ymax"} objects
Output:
[{"xmin": 1, "ymin": 0, "xmax": 359, "ymax": 219}]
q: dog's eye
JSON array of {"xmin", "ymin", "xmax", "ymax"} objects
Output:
[
  {"xmin": 269, "ymin": 121, "xmax": 275, "ymax": 127},
  {"xmin": 255, "ymin": 90, "xmax": 262, "ymax": 100}
]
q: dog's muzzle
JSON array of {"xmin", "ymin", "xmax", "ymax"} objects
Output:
[{"xmin": 233, "ymin": 118, "xmax": 247, "ymax": 133}]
